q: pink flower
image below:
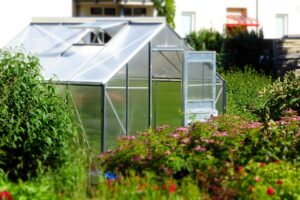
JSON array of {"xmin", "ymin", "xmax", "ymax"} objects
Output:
[
  {"xmin": 213, "ymin": 131, "xmax": 228, "ymax": 137},
  {"xmin": 164, "ymin": 150, "xmax": 171, "ymax": 155},
  {"xmin": 170, "ymin": 133, "xmax": 180, "ymax": 139},
  {"xmin": 175, "ymin": 127, "xmax": 189, "ymax": 133},
  {"xmin": 266, "ymin": 187, "xmax": 275, "ymax": 195},
  {"xmin": 243, "ymin": 122, "xmax": 263, "ymax": 129},
  {"xmin": 193, "ymin": 146, "xmax": 206, "ymax": 152},
  {"xmin": 254, "ymin": 176, "xmax": 261, "ymax": 182},
  {"xmin": 276, "ymin": 179, "xmax": 283, "ymax": 186},
  {"xmin": 0, "ymin": 191, "xmax": 13, "ymax": 200},
  {"xmin": 98, "ymin": 153, "xmax": 105, "ymax": 159},
  {"xmin": 181, "ymin": 137, "xmax": 191, "ymax": 144}
]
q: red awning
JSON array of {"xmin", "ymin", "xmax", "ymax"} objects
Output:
[{"xmin": 226, "ymin": 15, "xmax": 259, "ymax": 27}]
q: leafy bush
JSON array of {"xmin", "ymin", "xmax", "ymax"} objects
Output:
[
  {"xmin": 253, "ymin": 71, "xmax": 300, "ymax": 121},
  {"xmin": 0, "ymin": 149, "xmax": 88, "ymax": 200},
  {"xmin": 221, "ymin": 68, "xmax": 272, "ymax": 120},
  {"xmin": 222, "ymin": 29, "xmax": 273, "ymax": 73},
  {"xmin": 98, "ymin": 113, "xmax": 300, "ymax": 199},
  {"xmin": 0, "ymin": 50, "xmax": 76, "ymax": 181},
  {"xmin": 93, "ymin": 172, "xmax": 203, "ymax": 200},
  {"xmin": 185, "ymin": 29, "xmax": 224, "ymax": 52},
  {"xmin": 185, "ymin": 29, "xmax": 224, "ymax": 67},
  {"xmin": 185, "ymin": 29, "xmax": 273, "ymax": 74}
]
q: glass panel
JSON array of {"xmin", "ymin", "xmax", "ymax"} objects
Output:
[
  {"xmin": 6, "ymin": 24, "xmax": 57, "ymax": 52},
  {"xmin": 69, "ymin": 85, "xmax": 102, "ymax": 153},
  {"xmin": 152, "ymin": 51, "xmax": 182, "ymax": 79},
  {"xmin": 128, "ymin": 45, "xmax": 149, "ymax": 134},
  {"xmin": 153, "ymin": 81, "xmax": 182, "ymax": 129},
  {"xmin": 187, "ymin": 62, "xmax": 213, "ymax": 100},
  {"xmin": 43, "ymin": 45, "xmax": 102, "ymax": 81},
  {"xmin": 105, "ymin": 67, "xmax": 126, "ymax": 150},
  {"xmin": 71, "ymin": 24, "xmax": 163, "ymax": 84},
  {"xmin": 36, "ymin": 25, "xmax": 84, "ymax": 56},
  {"xmin": 152, "ymin": 26, "xmax": 184, "ymax": 49}
]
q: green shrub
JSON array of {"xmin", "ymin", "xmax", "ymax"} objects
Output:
[
  {"xmin": 0, "ymin": 149, "xmax": 88, "ymax": 200},
  {"xmin": 223, "ymin": 29, "xmax": 272, "ymax": 73},
  {"xmin": 253, "ymin": 71, "xmax": 300, "ymax": 121},
  {"xmin": 94, "ymin": 172, "xmax": 203, "ymax": 200},
  {"xmin": 225, "ymin": 161, "xmax": 300, "ymax": 200},
  {"xmin": 98, "ymin": 111, "xmax": 300, "ymax": 199},
  {"xmin": 221, "ymin": 67, "xmax": 272, "ymax": 120},
  {"xmin": 185, "ymin": 29, "xmax": 224, "ymax": 52},
  {"xmin": 185, "ymin": 29, "xmax": 224, "ymax": 67},
  {"xmin": 0, "ymin": 50, "xmax": 76, "ymax": 181}
]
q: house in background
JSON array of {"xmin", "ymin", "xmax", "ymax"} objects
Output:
[
  {"xmin": 0, "ymin": 0, "xmax": 300, "ymax": 47},
  {"xmin": 175, "ymin": 0, "xmax": 300, "ymax": 39},
  {"xmin": 72, "ymin": 0, "xmax": 300, "ymax": 39},
  {"xmin": 73, "ymin": 0, "xmax": 154, "ymax": 17}
]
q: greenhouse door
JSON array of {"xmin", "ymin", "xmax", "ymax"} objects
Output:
[{"xmin": 183, "ymin": 51, "xmax": 218, "ymax": 125}]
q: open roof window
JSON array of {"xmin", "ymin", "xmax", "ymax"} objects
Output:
[
  {"xmin": 70, "ymin": 20, "xmax": 128, "ymax": 45},
  {"xmin": 76, "ymin": 30, "xmax": 112, "ymax": 45}
]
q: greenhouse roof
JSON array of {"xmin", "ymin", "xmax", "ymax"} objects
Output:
[{"xmin": 6, "ymin": 18, "xmax": 187, "ymax": 85}]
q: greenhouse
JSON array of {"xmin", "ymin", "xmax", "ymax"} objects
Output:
[{"xmin": 6, "ymin": 18, "xmax": 226, "ymax": 152}]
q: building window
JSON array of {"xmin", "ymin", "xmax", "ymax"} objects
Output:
[
  {"xmin": 104, "ymin": 8, "xmax": 116, "ymax": 16},
  {"xmin": 181, "ymin": 12, "xmax": 195, "ymax": 36},
  {"xmin": 91, "ymin": 7, "xmax": 102, "ymax": 15},
  {"xmin": 275, "ymin": 14, "xmax": 288, "ymax": 38},
  {"xmin": 133, "ymin": 8, "xmax": 146, "ymax": 16},
  {"xmin": 124, "ymin": 8, "xmax": 132, "ymax": 16}
]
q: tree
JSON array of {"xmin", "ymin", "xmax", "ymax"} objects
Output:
[{"xmin": 152, "ymin": 0, "xmax": 176, "ymax": 28}]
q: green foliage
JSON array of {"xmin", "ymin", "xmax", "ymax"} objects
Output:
[
  {"xmin": 223, "ymin": 30, "xmax": 261, "ymax": 70},
  {"xmin": 152, "ymin": 0, "xmax": 176, "ymax": 28},
  {"xmin": 225, "ymin": 161, "xmax": 300, "ymax": 199},
  {"xmin": 185, "ymin": 29, "xmax": 273, "ymax": 74},
  {"xmin": 93, "ymin": 172, "xmax": 203, "ymax": 200},
  {"xmin": 0, "ymin": 50, "xmax": 76, "ymax": 181},
  {"xmin": 253, "ymin": 71, "xmax": 300, "ymax": 121},
  {"xmin": 0, "ymin": 149, "xmax": 88, "ymax": 200},
  {"xmin": 185, "ymin": 29, "xmax": 224, "ymax": 52},
  {"xmin": 99, "ymin": 113, "xmax": 300, "ymax": 199},
  {"xmin": 221, "ymin": 68, "xmax": 272, "ymax": 120},
  {"xmin": 185, "ymin": 29, "xmax": 224, "ymax": 67}
]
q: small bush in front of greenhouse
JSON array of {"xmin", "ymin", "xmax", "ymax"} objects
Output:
[
  {"xmin": 99, "ymin": 111, "xmax": 300, "ymax": 199},
  {"xmin": 0, "ymin": 50, "xmax": 77, "ymax": 181}
]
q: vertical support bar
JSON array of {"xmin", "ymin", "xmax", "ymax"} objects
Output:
[
  {"xmin": 223, "ymin": 80, "xmax": 227, "ymax": 113},
  {"xmin": 153, "ymin": 80, "xmax": 157, "ymax": 128},
  {"xmin": 182, "ymin": 52, "xmax": 187, "ymax": 126},
  {"xmin": 148, "ymin": 42, "xmax": 152, "ymax": 128},
  {"xmin": 125, "ymin": 64, "xmax": 129, "ymax": 135},
  {"xmin": 212, "ymin": 51, "xmax": 217, "ymax": 110},
  {"xmin": 101, "ymin": 84, "xmax": 106, "ymax": 152}
]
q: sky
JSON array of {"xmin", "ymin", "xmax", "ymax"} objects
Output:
[{"xmin": 0, "ymin": 0, "xmax": 72, "ymax": 47}]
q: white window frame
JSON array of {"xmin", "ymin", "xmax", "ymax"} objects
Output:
[
  {"xmin": 275, "ymin": 14, "xmax": 288, "ymax": 38},
  {"xmin": 181, "ymin": 12, "xmax": 196, "ymax": 37}
]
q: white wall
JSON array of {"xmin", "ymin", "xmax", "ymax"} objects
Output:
[
  {"xmin": 174, "ymin": 0, "xmax": 300, "ymax": 39},
  {"xmin": 259, "ymin": 0, "xmax": 300, "ymax": 38},
  {"xmin": 0, "ymin": 0, "xmax": 72, "ymax": 47},
  {"xmin": 175, "ymin": 0, "xmax": 226, "ymax": 37}
]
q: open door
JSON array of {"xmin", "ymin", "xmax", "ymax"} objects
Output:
[{"xmin": 183, "ymin": 51, "xmax": 218, "ymax": 125}]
